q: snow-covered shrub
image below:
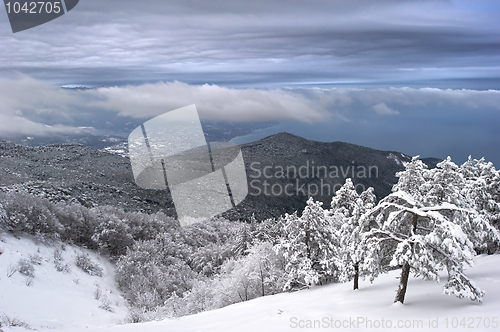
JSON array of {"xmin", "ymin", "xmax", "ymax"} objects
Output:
[
  {"xmin": 55, "ymin": 261, "xmax": 70, "ymax": 273},
  {"xmin": 75, "ymin": 253, "xmax": 103, "ymax": 277},
  {"xmin": 1, "ymin": 314, "xmax": 31, "ymax": 329},
  {"xmin": 116, "ymin": 232, "xmax": 194, "ymax": 311},
  {"xmin": 53, "ymin": 248, "xmax": 71, "ymax": 273},
  {"xmin": 224, "ymin": 241, "xmax": 286, "ymax": 300},
  {"xmin": 53, "ymin": 248, "xmax": 63, "ymax": 261},
  {"xmin": 124, "ymin": 307, "xmax": 172, "ymax": 323},
  {"xmin": 94, "ymin": 287, "xmax": 102, "ymax": 300},
  {"xmin": 0, "ymin": 192, "xmax": 62, "ymax": 238},
  {"xmin": 6, "ymin": 264, "xmax": 17, "ymax": 278},
  {"xmin": 91, "ymin": 210, "xmax": 134, "ymax": 256},
  {"xmin": 163, "ymin": 240, "xmax": 286, "ymax": 318},
  {"xmin": 29, "ymin": 252, "xmax": 42, "ymax": 265},
  {"xmin": 165, "ymin": 278, "xmax": 215, "ymax": 317},
  {"xmin": 116, "ymin": 219, "xmax": 245, "ymax": 316},
  {"xmin": 52, "ymin": 203, "xmax": 100, "ymax": 249},
  {"xmin": 190, "ymin": 242, "xmax": 236, "ymax": 277},
  {"xmin": 17, "ymin": 258, "xmax": 35, "ymax": 277},
  {"xmin": 125, "ymin": 308, "xmax": 147, "ymax": 323},
  {"xmin": 98, "ymin": 296, "xmax": 113, "ymax": 312}
]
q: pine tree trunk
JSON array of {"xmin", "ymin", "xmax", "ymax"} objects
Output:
[
  {"xmin": 394, "ymin": 213, "xmax": 418, "ymax": 304},
  {"xmin": 353, "ymin": 262, "xmax": 359, "ymax": 290},
  {"xmin": 394, "ymin": 262, "xmax": 411, "ymax": 303},
  {"xmin": 305, "ymin": 229, "xmax": 311, "ymax": 260},
  {"xmin": 259, "ymin": 261, "xmax": 265, "ymax": 297}
]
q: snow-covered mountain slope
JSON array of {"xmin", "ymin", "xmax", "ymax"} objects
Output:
[
  {"xmin": 67, "ymin": 253, "xmax": 499, "ymax": 332},
  {"xmin": 0, "ymin": 234, "xmax": 129, "ymax": 330}
]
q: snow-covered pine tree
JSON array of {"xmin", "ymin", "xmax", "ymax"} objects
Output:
[
  {"xmin": 427, "ymin": 157, "xmax": 500, "ymax": 254},
  {"xmin": 274, "ymin": 198, "xmax": 338, "ymax": 291},
  {"xmin": 330, "ymin": 178, "xmax": 360, "ymax": 216},
  {"xmin": 332, "ymin": 178, "xmax": 376, "ymax": 290},
  {"xmin": 251, "ymin": 217, "xmax": 270, "ymax": 242},
  {"xmin": 251, "ymin": 216, "xmax": 284, "ymax": 245},
  {"xmin": 234, "ymin": 223, "xmax": 253, "ymax": 256},
  {"xmin": 0, "ymin": 202, "xmax": 6, "ymax": 226},
  {"xmin": 245, "ymin": 241, "xmax": 286, "ymax": 297},
  {"xmin": 363, "ymin": 156, "xmax": 490, "ymax": 304},
  {"xmin": 425, "ymin": 156, "xmax": 464, "ymax": 206},
  {"xmin": 459, "ymin": 157, "xmax": 500, "ymax": 253}
]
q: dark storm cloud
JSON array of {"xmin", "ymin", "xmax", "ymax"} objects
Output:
[{"xmin": 0, "ymin": 0, "xmax": 498, "ymax": 86}]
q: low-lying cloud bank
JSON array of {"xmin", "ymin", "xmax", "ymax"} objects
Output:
[{"xmin": 0, "ymin": 75, "xmax": 499, "ymax": 137}]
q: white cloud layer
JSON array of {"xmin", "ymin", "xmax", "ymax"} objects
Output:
[
  {"xmin": 373, "ymin": 102, "xmax": 399, "ymax": 115},
  {"xmin": 0, "ymin": 113, "xmax": 84, "ymax": 137},
  {"xmin": 1, "ymin": 76, "xmax": 499, "ymax": 138}
]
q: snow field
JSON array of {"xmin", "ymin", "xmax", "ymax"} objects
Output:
[
  {"xmin": 65, "ymin": 253, "xmax": 500, "ymax": 332},
  {"xmin": 0, "ymin": 233, "xmax": 129, "ymax": 330}
]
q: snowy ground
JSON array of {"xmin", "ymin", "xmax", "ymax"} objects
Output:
[
  {"xmin": 0, "ymin": 233, "xmax": 129, "ymax": 330},
  {"xmin": 1, "ymin": 233, "xmax": 499, "ymax": 332},
  {"xmin": 70, "ymin": 254, "xmax": 499, "ymax": 332}
]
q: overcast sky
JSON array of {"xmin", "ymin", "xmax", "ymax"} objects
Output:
[
  {"xmin": 0, "ymin": 0, "xmax": 499, "ymax": 164},
  {"xmin": 0, "ymin": 0, "xmax": 499, "ymax": 87}
]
